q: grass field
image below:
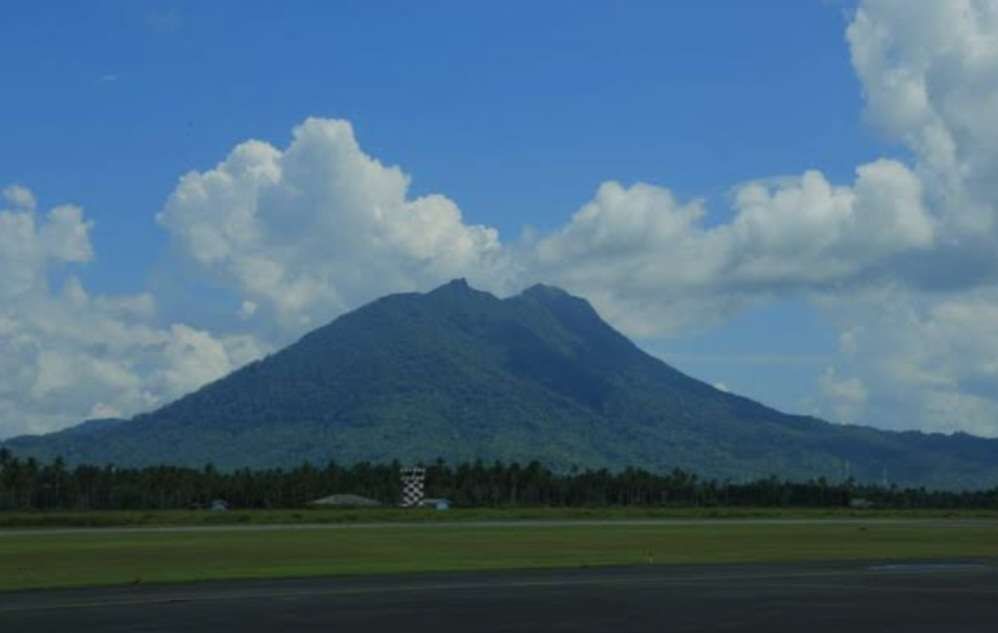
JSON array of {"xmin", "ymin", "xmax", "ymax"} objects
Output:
[
  {"xmin": 3, "ymin": 519, "xmax": 998, "ymax": 591},
  {"xmin": 3, "ymin": 506, "xmax": 998, "ymax": 529}
]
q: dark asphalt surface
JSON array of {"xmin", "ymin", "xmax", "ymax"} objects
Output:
[{"xmin": 2, "ymin": 560, "xmax": 997, "ymax": 632}]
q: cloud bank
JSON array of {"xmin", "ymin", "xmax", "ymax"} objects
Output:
[
  {"xmin": 815, "ymin": 0, "xmax": 998, "ymax": 435},
  {"xmin": 0, "ymin": 186, "xmax": 265, "ymax": 437},
  {"xmin": 157, "ymin": 119, "xmax": 509, "ymax": 330}
]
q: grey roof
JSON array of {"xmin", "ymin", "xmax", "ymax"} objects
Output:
[{"xmin": 309, "ymin": 493, "xmax": 382, "ymax": 507}]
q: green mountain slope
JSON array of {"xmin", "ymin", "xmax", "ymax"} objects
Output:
[{"xmin": 5, "ymin": 279, "xmax": 998, "ymax": 489}]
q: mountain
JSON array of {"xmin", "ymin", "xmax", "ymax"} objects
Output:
[{"xmin": 5, "ymin": 279, "xmax": 998, "ymax": 489}]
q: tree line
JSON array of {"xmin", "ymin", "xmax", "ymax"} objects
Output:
[{"xmin": 2, "ymin": 448, "xmax": 997, "ymax": 511}]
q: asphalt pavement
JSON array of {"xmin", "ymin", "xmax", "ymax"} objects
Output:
[{"xmin": 2, "ymin": 559, "xmax": 997, "ymax": 632}]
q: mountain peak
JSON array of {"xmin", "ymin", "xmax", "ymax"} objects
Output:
[
  {"xmin": 428, "ymin": 278, "xmax": 474, "ymax": 295},
  {"xmin": 425, "ymin": 278, "xmax": 502, "ymax": 307},
  {"xmin": 7, "ymin": 281, "xmax": 998, "ymax": 489},
  {"xmin": 521, "ymin": 283, "xmax": 570, "ymax": 299},
  {"xmin": 518, "ymin": 283, "xmax": 602, "ymax": 322},
  {"xmin": 443, "ymin": 277, "xmax": 470, "ymax": 290}
]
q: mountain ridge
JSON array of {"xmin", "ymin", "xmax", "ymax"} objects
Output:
[{"xmin": 5, "ymin": 280, "xmax": 998, "ymax": 490}]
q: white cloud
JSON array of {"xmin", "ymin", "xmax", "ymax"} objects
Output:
[
  {"xmin": 818, "ymin": 367, "xmax": 868, "ymax": 424},
  {"xmin": 154, "ymin": 325, "xmax": 266, "ymax": 398},
  {"xmin": 849, "ymin": 0, "xmax": 998, "ymax": 239},
  {"xmin": 158, "ymin": 118, "xmax": 509, "ymax": 331},
  {"xmin": 3, "ymin": 185, "xmax": 36, "ymax": 210},
  {"xmin": 157, "ymin": 118, "xmax": 935, "ymax": 342},
  {"xmin": 88, "ymin": 402, "xmax": 122, "ymax": 419},
  {"xmin": 816, "ymin": 286, "xmax": 998, "ymax": 437},
  {"xmin": 797, "ymin": 0, "xmax": 998, "ymax": 437},
  {"xmin": 238, "ymin": 300, "xmax": 258, "ymax": 320},
  {"xmin": 527, "ymin": 160, "xmax": 933, "ymax": 336},
  {"xmin": 727, "ymin": 161, "xmax": 932, "ymax": 282},
  {"xmin": 39, "ymin": 205, "xmax": 94, "ymax": 263},
  {"xmin": 1, "ymin": 195, "xmax": 94, "ymax": 300},
  {"xmin": 0, "ymin": 187, "xmax": 267, "ymax": 438}
]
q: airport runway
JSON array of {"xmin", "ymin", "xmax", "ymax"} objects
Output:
[{"xmin": 2, "ymin": 560, "xmax": 996, "ymax": 632}]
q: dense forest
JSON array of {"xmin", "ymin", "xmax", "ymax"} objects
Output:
[
  {"xmin": 9, "ymin": 281, "xmax": 998, "ymax": 491},
  {"xmin": 3, "ymin": 449, "xmax": 997, "ymax": 511}
]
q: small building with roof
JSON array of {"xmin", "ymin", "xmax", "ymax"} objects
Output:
[
  {"xmin": 418, "ymin": 498, "xmax": 451, "ymax": 511},
  {"xmin": 309, "ymin": 493, "xmax": 382, "ymax": 508}
]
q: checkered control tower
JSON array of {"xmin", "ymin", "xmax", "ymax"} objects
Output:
[{"xmin": 400, "ymin": 466, "xmax": 426, "ymax": 507}]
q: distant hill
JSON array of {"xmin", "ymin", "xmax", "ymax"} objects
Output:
[{"xmin": 5, "ymin": 279, "xmax": 998, "ymax": 489}]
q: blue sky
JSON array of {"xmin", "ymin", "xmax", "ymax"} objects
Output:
[
  {"xmin": 6, "ymin": 2, "xmax": 878, "ymax": 256},
  {"xmin": 3, "ymin": 1, "xmax": 998, "ymax": 439}
]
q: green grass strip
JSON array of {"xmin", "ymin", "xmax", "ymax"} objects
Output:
[{"xmin": 2, "ymin": 521, "xmax": 998, "ymax": 591}]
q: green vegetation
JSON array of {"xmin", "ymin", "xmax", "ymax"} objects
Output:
[
  {"xmin": 3, "ymin": 520, "xmax": 998, "ymax": 591},
  {"xmin": 5, "ymin": 280, "xmax": 998, "ymax": 488},
  {"xmin": 5, "ymin": 452, "xmax": 998, "ymax": 513}
]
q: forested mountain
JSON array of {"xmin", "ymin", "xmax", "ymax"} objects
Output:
[{"xmin": 5, "ymin": 279, "xmax": 998, "ymax": 489}]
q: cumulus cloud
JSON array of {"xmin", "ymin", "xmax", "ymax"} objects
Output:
[
  {"xmin": 527, "ymin": 160, "xmax": 933, "ymax": 335},
  {"xmin": 158, "ymin": 115, "xmax": 937, "ymax": 341},
  {"xmin": 158, "ymin": 118, "xmax": 509, "ymax": 330},
  {"xmin": 3, "ymin": 185, "xmax": 36, "ymax": 210},
  {"xmin": 797, "ymin": 0, "xmax": 998, "ymax": 437},
  {"xmin": 815, "ymin": 286, "xmax": 998, "ymax": 437},
  {"xmin": 1, "ymin": 197, "xmax": 94, "ymax": 302},
  {"xmin": 849, "ymin": 0, "xmax": 998, "ymax": 242},
  {"xmin": 0, "ymin": 187, "xmax": 267, "ymax": 438}
]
